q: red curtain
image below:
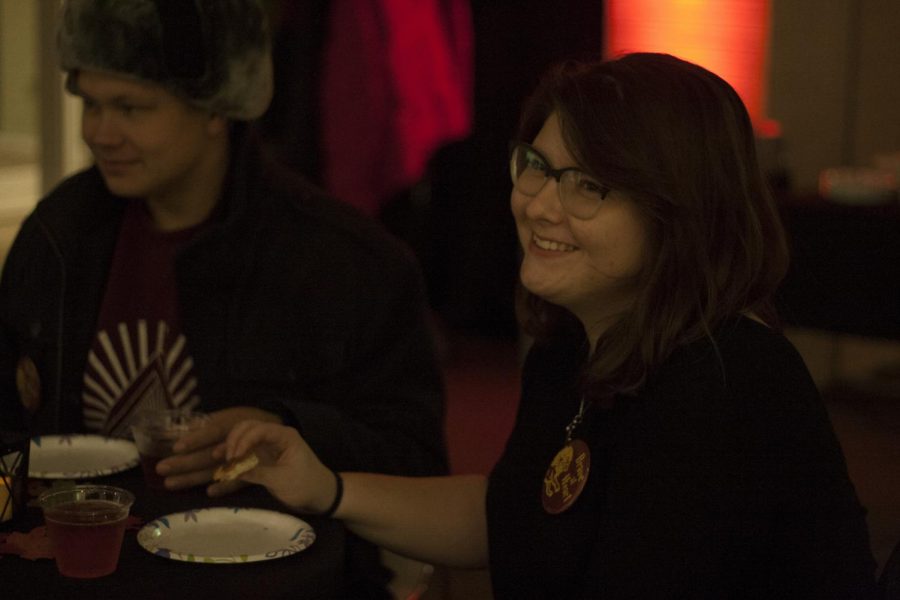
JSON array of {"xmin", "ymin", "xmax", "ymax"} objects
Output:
[{"xmin": 320, "ymin": 0, "xmax": 474, "ymax": 215}]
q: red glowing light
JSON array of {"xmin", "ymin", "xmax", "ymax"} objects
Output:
[{"xmin": 604, "ymin": 0, "xmax": 772, "ymax": 130}]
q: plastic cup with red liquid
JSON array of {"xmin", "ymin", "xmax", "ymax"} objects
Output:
[{"xmin": 39, "ymin": 484, "xmax": 135, "ymax": 578}]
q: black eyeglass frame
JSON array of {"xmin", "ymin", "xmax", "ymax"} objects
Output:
[{"xmin": 508, "ymin": 141, "xmax": 611, "ymax": 217}]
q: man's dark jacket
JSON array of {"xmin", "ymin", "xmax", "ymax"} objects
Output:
[
  {"xmin": 0, "ymin": 128, "xmax": 448, "ymax": 596},
  {"xmin": 0, "ymin": 128, "xmax": 447, "ymax": 478}
]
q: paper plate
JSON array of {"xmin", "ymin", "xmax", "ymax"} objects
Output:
[
  {"xmin": 137, "ymin": 507, "xmax": 316, "ymax": 564},
  {"xmin": 29, "ymin": 434, "xmax": 140, "ymax": 479}
]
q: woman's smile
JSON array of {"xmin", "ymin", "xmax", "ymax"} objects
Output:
[
  {"xmin": 531, "ymin": 233, "xmax": 577, "ymax": 253},
  {"xmin": 512, "ymin": 113, "xmax": 646, "ymax": 330}
]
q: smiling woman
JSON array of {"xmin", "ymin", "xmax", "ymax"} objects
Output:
[
  {"xmin": 488, "ymin": 52, "xmax": 877, "ymax": 598},
  {"xmin": 207, "ymin": 52, "xmax": 880, "ymax": 600},
  {"xmin": 511, "ymin": 113, "xmax": 648, "ymax": 345},
  {"xmin": 512, "ymin": 54, "xmax": 790, "ymax": 403}
]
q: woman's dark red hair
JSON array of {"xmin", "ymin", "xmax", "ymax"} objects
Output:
[{"xmin": 514, "ymin": 52, "xmax": 789, "ymax": 401}]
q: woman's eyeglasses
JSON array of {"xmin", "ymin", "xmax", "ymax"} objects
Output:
[{"xmin": 509, "ymin": 142, "xmax": 610, "ymax": 219}]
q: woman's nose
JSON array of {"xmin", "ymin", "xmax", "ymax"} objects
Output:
[{"xmin": 524, "ymin": 177, "xmax": 565, "ymax": 221}]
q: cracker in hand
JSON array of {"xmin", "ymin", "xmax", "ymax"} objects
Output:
[{"xmin": 213, "ymin": 452, "xmax": 259, "ymax": 482}]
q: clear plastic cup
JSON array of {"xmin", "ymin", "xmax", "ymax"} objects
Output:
[
  {"xmin": 130, "ymin": 408, "xmax": 209, "ymax": 490},
  {"xmin": 39, "ymin": 485, "xmax": 135, "ymax": 578}
]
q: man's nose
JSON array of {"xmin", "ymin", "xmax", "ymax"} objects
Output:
[{"xmin": 83, "ymin": 110, "xmax": 123, "ymax": 146}]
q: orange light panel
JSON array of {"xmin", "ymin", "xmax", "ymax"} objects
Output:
[{"xmin": 604, "ymin": 0, "xmax": 772, "ymax": 130}]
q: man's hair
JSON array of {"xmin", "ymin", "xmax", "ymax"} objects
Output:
[
  {"xmin": 58, "ymin": 0, "xmax": 273, "ymax": 120},
  {"xmin": 515, "ymin": 52, "xmax": 789, "ymax": 402}
]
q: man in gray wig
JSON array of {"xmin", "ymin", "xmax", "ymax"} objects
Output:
[{"xmin": 0, "ymin": 2, "xmax": 447, "ymax": 596}]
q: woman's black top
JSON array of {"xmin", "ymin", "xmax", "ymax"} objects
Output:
[{"xmin": 487, "ymin": 316, "xmax": 877, "ymax": 599}]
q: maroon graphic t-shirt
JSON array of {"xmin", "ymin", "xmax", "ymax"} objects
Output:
[{"xmin": 83, "ymin": 199, "xmax": 202, "ymax": 436}]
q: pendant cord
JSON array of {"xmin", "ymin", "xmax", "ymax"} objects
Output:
[{"xmin": 564, "ymin": 397, "xmax": 588, "ymax": 443}]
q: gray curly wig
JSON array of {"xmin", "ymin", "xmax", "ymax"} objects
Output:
[{"xmin": 58, "ymin": 0, "xmax": 273, "ymax": 120}]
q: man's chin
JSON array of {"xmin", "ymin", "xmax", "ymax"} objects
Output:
[{"xmin": 99, "ymin": 176, "xmax": 145, "ymax": 199}]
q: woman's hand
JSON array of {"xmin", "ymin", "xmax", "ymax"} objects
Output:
[
  {"xmin": 213, "ymin": 420, "xmax": 337, "ymax": 514},
  {"xmin": 156, "ymin": 406, "xmax": 281, "ymax": 496},
  {"xmin": 215, "ymin": 422, "xmax": 490, "ymax": 567}
]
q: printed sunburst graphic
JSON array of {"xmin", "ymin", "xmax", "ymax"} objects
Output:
[{"xmin": 83, "ymin": 319, "xmax": 200, "ymax": 436}]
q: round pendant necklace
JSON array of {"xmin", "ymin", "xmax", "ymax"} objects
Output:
[{"xmin": 541, "ymin": 397, "xmax": 591, "ymax": 514}]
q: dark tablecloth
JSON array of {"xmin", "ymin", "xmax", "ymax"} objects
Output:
[{"xmin": 0, "ymin": 467, "xmax": 347, "ymax": 599}]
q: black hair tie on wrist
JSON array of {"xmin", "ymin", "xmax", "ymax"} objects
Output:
[{"xmin": 321, "ymin": 470, "xmax": 343, "ymax": 518}]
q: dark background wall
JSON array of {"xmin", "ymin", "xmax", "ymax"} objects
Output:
[
  {"xmin": 393, "ymin": 2, "xmax": 605, "ymax": 337},
  {"xmin": 262, "ymin": 1, "xmax": 605, "ymax": 338}
]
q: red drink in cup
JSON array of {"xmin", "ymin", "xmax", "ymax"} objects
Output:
[
  {"xmin": 39, "ymin": 485, "xmax": 134, "ymax": 578},
  {"xmin": 140, "ymin": 449, "xmax": 172, "ymax": 490},
  {"xmin": 131, "ymin": 408, "xmax": 209, "ymax": 490}
]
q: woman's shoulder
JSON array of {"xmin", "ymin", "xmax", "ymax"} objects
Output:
[
  {"xmin": 666, "ymin": 316, "xmax": 807, "ymax": 380},
  {"xmin": 698, "ymin": 312, "xmax": 793, "ymax": 352},
  {"xmin": 717, "ymin": 316, "xmax": 814, "ymax": 389},
  {"xmin": 625, "ymin": 316, "xmax": 832, "ymax": 462},
  {"xmin": 647, "ymin": 315, "xmax": 820, "ymax": 415}
]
